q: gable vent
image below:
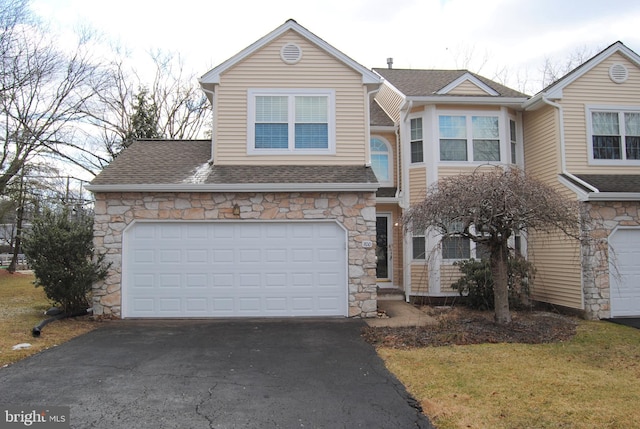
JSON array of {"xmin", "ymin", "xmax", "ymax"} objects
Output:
[
  {"xmin": 280, "ymin": 43, "xmax": 302, "ymax": 64},
  {"xmin": 609, "ymin": 63, "xmax": 628, "ymax": 84}
]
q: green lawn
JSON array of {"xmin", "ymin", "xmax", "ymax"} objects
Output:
[{"xmin": 378, "ymin": 320, "xmax": 640, "ymax": 429}]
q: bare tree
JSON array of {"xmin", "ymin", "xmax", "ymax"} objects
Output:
[
  {"xmin": 539, "ymin": 45, "xmax": 595, "ymax": 89},
  {"xmin": 403, "ymin": 167, "xmax": 581, "ymax": 324},
  {"xmin": 85, "ymin": 49, "xmax": 211, "ymax": 162},
  {"xmin": 0, "ymin": 1, "xmax": 107, "ymax": 193}
]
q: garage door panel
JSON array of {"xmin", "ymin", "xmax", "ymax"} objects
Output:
[
  {"xmin": 123, "ymin": 222, "xmax": 347, "ymax": 318},
  {"xmin": 610, "ymin": 229, "xmax": 640, "ymax": 317}
]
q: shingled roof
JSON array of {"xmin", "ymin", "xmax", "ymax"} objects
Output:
[
  {"xmin": 370, "ymin": 99, "xmax": 394, "ymax": 127},
  {"xmin": 575, "ymin": 174, "xmax": 640, "ymax": 193},
  {"xmin": 373, "ymin": 68, "xmax": 528, "ymax": 98},
  {"xmin": 88, "ymin": 140, "xmax": 379, "ymax": 192}
]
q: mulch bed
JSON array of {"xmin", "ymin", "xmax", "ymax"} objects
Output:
[{"xmin": 362, "ymin": 306, "xmax": 579, "ymax": 348}]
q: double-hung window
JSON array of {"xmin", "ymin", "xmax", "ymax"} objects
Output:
[
  {"xmin": 439, "ymin": 114, "xmax": 500, "ymax": 162},
  {"xmin": 410, "ymin": 118, "xmax": 424, "ymax": 163},
  {"xmin": 249, "ymin": 89, "xmax": 335, "ymax": 154},
  {"xmin": 590, "ymin": 109, "xmax": 640, "ymax": 161}
]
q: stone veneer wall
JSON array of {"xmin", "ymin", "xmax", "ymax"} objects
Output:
[
  {"xmin": 92, "ymin": 191, "xmax": 377, "ymax": 318},
  {"xmin": 582, "ymin": 201, "xmax": 640, "ymax": 319}
]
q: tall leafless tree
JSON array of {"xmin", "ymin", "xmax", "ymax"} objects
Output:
[
  {"xmin": 403, "ymin": 167, "xmax": 582, "ymax": 324},
  {"xmin": 84, "ymin": 49, "xmax": 211, "ymax": 164},
  {"xmin": 0, "ymin": 0, "xmax": 107, "ymax": 193}
]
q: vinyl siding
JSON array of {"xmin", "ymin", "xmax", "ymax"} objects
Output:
[
  {"xmin": 560, "ymin": 52, "xmax": 640, "ymax": 174},
  {"xmin": 411, "ymin": 263, "xmax": 429, "ymax": 294},
  {"xmin": 409, "ymin": 167, "xmax": 427, "ymax": 203},
  {"xmin": 440, "ymin": 264, "xmax": 463, "ymax": 293},
  {"xmin": 523, "ymin": 104, "xmax": 583, "ymax": 309},
  {"xmin": 447, "ymin": 80, "xmax": 492, "ymax": 96},
  {"xmin": 214, "ymin": 30, "xmax": 368, "ymax": 165},
  {"xmin": 375, "ymin": 84, "xmax": 404, "ymax": 123}
]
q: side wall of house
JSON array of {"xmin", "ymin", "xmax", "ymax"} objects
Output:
[
  {"xmin": 523, "ymin": 105, "xmax": 583, "ymax": 310},
  {"xmin": 214, "ymin": 30, "xmax": 368, "ymax": 165}
]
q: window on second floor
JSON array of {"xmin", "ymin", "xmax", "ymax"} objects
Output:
[
  {"xmin": 439, "ymin": 115, "xmax": 500, "ymax": 162},
  {"xmin": 410, "ymin": 118, "xmax": 424, "ymax": 163},
  {"xmin": 370, "ymin": 137, "xmax": 392, "ymax": 185},
  {"xmin": 590, "ymin": 110, "xmax": 640, "ymax": 161},
  {"xmin": 510, "ymin": 119, "xmax": 517, "ymax": 164},
  {"xmin": 248, "ymin": 89, "xmax": 335, "ymax": 154}
]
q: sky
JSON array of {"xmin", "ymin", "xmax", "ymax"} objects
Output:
[{"xmin": 29, "ymin": 0, "xmax": 640, "ymax": 95}]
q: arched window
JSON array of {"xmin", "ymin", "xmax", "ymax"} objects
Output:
[{"xmin": 370, "ymin": 137, "xmax": 392, "ymax": 185}]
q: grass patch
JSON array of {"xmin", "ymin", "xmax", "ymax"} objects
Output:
[
  {"xmin": 378, "ymin": 320, "xmax": 640, "ymax": 429},
  {"xmin": 0, "ymin": 270, "xmax": 97, "ymax": 367}
]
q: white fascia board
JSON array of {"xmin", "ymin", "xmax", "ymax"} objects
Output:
[
  {"xmin": 85, "ymin": 182, "xmax": 380, "ymax": 194},
  {"xmin": 558, "ymin": 174, "xmax": 591, "ymax": 201},
  {"xmin": 435, "ymin": 73, "xmax": 499, "ymax": 96},
  {"xmin": 376, "ymin": 197, "xmax": 400, "ymax": 204},
  {"xmin": 408, "ymin": 96, "xmax": 527, "ymax": 109},
  {"xmin": 199, "ymin": 20, "xmax": 380, "ymax": 86},
  {"xmin": 370, "ymin": 125, "xmax": 396, "ymax": 132},
  {"xmin": 586, "ymin": 192, "xmax": 640, "ymax": 201}
]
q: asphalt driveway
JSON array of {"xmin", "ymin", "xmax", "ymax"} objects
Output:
[{"xmin": 0, "ymin": 319, "xmax": 433, "ymax": 428}]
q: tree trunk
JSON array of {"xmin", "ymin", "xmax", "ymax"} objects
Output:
[{"xmin": 491, "ymin": 241, "xmax": 511, "ymax": 324}]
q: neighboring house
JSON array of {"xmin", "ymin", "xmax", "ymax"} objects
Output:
[
  {"xmin": 87, "ymin": 19, "xmax": 639, "ymax": 321},
  {"xmin": 522, "ymin": 41, "xmax": 640, "ymax": 319},
  {"xmin": 87, "ymin": 20, "xmax": 381, "ymax": 318}
]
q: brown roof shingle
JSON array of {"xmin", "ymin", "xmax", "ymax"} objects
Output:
[
  {"xmin": 373, "ymin": 68, "xmax": 528, "ymax": 98},
  {"xmin": 575, "ymin": 174, "xmax": 640, "ymax": 193},
  {"xmin": 90, "ymin": 140, "xmax": 378, "ymax": 188}
]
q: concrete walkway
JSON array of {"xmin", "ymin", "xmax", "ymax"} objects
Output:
[{"xmin": 365, "ymin": 300, "xmax": 438, "ymax": 328}]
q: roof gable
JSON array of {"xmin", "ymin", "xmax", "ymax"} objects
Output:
[
  {"xmin": 373, "ymin": 68, "xmax": 527, "ymax": 100},
  {"xmin": 435, "ymin": 72, "xmax": 499, "ymax": 96},
  {"xmin": 525, "ymin": 41, "xmax": 640, "ymax": 107},
  {"xmin": 199, "ymin": 19, "xmax": 380, "ymax": 89}
]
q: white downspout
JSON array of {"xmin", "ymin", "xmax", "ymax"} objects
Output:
[
  {"xmin": 200, "ymin": 87, "xmax": 217, "ymax": 164},
  {"xmin": 365, "ymin": 87, "xmax": 381, "ymax": 167},
  {"xmin": 541, "ymin": 96, "xmax": 598, "ymax": 193}
]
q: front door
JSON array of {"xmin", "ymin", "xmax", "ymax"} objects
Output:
[{"xmin": 376, "ymin": 214, "xmax": 392, "ymax": 281}]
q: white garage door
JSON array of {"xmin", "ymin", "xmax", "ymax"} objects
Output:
[
  {"xmin": 609, "ymin": 228, "xmax": 640, "ymax": 317},
  {"xmin": 122, "ymin": 221, "xmax": 347, "ymax": 318}
]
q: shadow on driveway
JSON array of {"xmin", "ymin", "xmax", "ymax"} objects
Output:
[
  {"xmin": 0, "ymin": 319, "xmax": 433, "ymax": 429},
  {"xmin": 607, "ymin": 318, "xmax": 640, "ymax": 329}
]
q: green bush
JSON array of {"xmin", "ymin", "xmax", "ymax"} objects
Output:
[
  {"xmin": 22, "ymin": 208, "xmax": 110, "ymax": 313},
  {"xmin": 451, "ymin": 256, "xmax": 535, "ymax": 310}
]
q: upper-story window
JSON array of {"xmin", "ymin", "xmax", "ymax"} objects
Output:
[
  {"xmin": 510, "ymin": 119, "xmax": 517, "ymax": 164},
  {"xmin": 370, "ymin": 137, "xmax": 392, "ymax": 185},
  {"xmin": 439, "ymin": 115, "xmax": 500, "ymax": 162},
  {"xmin": 590, "ymin": 110, "xmax": 640, "ymax": 161},
  {"xmin": 410, "ymin": 118, "xmax": 424, "ymax": 163},
  {"xmin": 248, "ymin": 89, "xmax": 335, "ymax": 154}
]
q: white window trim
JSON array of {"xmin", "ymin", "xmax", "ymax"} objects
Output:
[
  {"xmin": 408, "ymin": 115, "xmax": 425, "ymax": 165},
  {"xmin": 370, "ymin": 135, "xmax": 394, "ymax": 186},
  {"xmin": 586, "ymin": 104, "xmax": 640, "ymax": 166},
  {"xmin": 437, "ymin": 110, "xmax": 504, "ymax": 165},
  {"xmin": 411, "ymin": 233, "xmax": 426, "ymax": 261},
  {"xmin": 247, "ymin": 88, "xmax": 336, "ymax": 155}
]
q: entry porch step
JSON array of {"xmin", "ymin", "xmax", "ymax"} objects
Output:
[{"xmin": 376, "ymin": 287, "xmax": 405, "ymax": 301}]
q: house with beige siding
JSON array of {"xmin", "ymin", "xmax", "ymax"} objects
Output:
[
  {"xmin": 523, "ymin": 41, "xmax": 640, "ymax": 319},
  {"xmin": 87, "ymin": 18, "xmax": 639, "ymax": 321},
  {"xmin": 87, "ymin": 20, "xmax": 381, "ymax": 318}
]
